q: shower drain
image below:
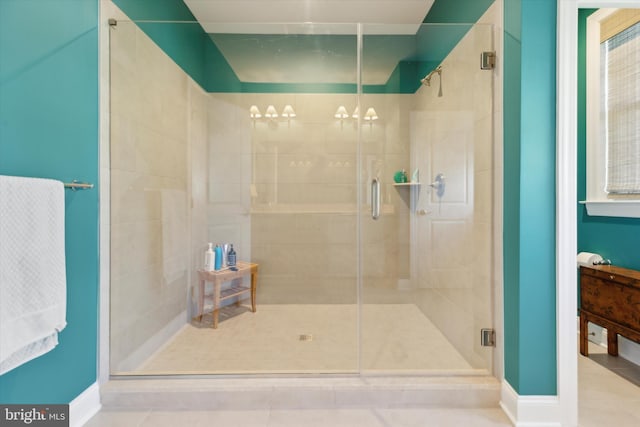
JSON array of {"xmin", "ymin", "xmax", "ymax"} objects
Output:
[{"xmin": 299, "ymin": 334, "xmax": 313, "ymax": 342}]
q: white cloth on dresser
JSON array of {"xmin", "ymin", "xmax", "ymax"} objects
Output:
[{"xmin": 0, "ymin": 175, "xmax": 67, "ymax": 375}]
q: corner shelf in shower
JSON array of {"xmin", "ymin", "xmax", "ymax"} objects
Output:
[{"xmin": 393, "ymin": 182, "xmax": 421, "ymax": 213}]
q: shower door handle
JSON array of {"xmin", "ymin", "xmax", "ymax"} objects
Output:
[{"xmin": 371, "ymin": 177, "xmax": 381, "ymax": 220}]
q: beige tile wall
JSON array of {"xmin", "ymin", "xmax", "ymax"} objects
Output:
[{"xmin": 208, "ymin": 94, "xmax": 407, "ymax": 304}]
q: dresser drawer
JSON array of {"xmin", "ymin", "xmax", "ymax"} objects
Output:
[
  {"xmin": 581, "ymin": 266, "xmax": 640, "ymax": 289},
  {"xmin": 581, "ymin": 275, "xmax": 640, "ymax": 331}
]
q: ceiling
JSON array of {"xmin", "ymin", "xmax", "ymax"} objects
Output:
[
  {"xmin": 182, "ymin": 0, "xmax": 436, "ymax": 35},
  {"xmin": 183, "ymin": 0, "xmax": 440, "ymax": 85}
]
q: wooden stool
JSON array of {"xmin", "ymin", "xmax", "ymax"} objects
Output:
[{"xmin": 196, "ymin": 262, "xmax": 258, "ymax": 328}]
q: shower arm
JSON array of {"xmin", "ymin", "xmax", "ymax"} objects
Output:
[{"xmin": 420, "ymin": 65, "xmax": 442, "ymax": 86}]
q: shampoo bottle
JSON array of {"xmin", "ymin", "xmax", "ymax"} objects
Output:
[
  {"xmin": 227, "ymin": 244, "xmax": 237, "ymax": 267},
  {"xmin": 214, "ymin": 244, "xmax": 223, "ymax": 270},
  {"xmin": 204, "ymin": 243, "xmax": 215, "ymax": 271}
]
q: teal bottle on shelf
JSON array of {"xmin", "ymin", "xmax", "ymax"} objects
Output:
[{"xmin": 214, "ymin": 244, "xmax": 222, "ymax": 270}]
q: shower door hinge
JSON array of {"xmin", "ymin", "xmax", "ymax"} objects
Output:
[
  {"xmin": 481, "ymin": 328, "xmax": 496, "ymax": 347},
  {"xmin": 481, "ymin": 51, "xmax": 496, "ymax": 70}
]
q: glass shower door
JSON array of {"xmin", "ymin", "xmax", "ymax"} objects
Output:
[
  {"xmin": 359, "ymin": 22, "xmax": 495, "ymax": 373},
  {"xmin": 231, "ymin": 28, "xmax": 362, "ymax": 374}
]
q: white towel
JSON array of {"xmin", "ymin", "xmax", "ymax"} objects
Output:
[{"xmin": 0, "ymin": 175, "xmax": 67, "ymax": 375}]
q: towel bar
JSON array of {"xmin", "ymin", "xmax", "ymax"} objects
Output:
[{"xmin": 64, "ymin": 181, "xmax": 94, "ymax": 191}]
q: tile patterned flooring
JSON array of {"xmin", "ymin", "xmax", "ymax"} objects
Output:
[
  {"xmin": 85, "ymin": 408, "xmax": 511, "ymax": 427},
  {"xmin": 88, "ymin": 317, "xmax": 640, "ymax": 426},
  {"xmin": 579, "ymin": 342, "xmax": 640, "ymax": 427},
  {"xmin": 126, "ymin": 304, "xmax": 474, "ymax": 375}
]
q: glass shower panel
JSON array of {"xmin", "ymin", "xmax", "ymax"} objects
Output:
[
  {"xmin": 109, "ymin": 19, "xmax": 198, "ymax": 375},
  {"xmin": 359, "ymin": 23, "xmax": 495, "ymax": 373},
  {"xmin": 109, "ymin": 19, "xmax": 361, "ymax": 375}
]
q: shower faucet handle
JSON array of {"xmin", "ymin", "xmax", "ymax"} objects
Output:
[{"xmin": 429, "ymin": 173, "xmax": 446, "ymax": 198}]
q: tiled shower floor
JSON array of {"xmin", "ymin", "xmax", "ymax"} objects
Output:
[{"xmin": 126, "ymin": 304, "xmax": 474, "ymax": 375}]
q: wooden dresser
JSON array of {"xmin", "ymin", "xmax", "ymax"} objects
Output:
[{"xmin": 579, "ymin": 265, "xmax": 640, "ymax": 356}]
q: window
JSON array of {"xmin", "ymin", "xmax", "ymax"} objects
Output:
[
  {"xmin": 584, "ymin": 9, "xmax": 640, "ymax": 217},
  {"xmin": 603, "ymin": 20, "xmax": 640, "ymax": 194}
]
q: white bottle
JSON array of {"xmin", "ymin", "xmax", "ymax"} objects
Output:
[{"xmin": 204, "ymin": 242, "xmax": 215, "ymax": 271}]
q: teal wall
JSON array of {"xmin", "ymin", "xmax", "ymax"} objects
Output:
[
  {"xmin": 577, "ymin": 9, "xmax": 640, "ymax": 272},
  {"xmin": 424, "ymin": 0, "xmax": 495, "ymax": 23},
  {"xmin": 503, "ymin": 0, "xmax": 522, "ymax": 391},
  {"xmin": 503, "ymin": 0, "xmax": 557, "ymax": 395},
  {"xmin": 0, "ymin": 0, "xmax": 99, "ymax": 404},
  {"xmin": 0, "ymin": 0, "xmax": 564, "ymax": 404}
]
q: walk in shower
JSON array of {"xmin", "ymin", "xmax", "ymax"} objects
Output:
[{"xmin": 108, "ymin": 7, "xmax": 497, "ymax": 377}]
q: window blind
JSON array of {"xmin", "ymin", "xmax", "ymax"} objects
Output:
[
  {"xmin": 600, "ymin": 9, "xmax": 640, "ymax": 43},
  {"xmin": 603, "ymin": 21, "xmax": 640, "ymax": 194}
]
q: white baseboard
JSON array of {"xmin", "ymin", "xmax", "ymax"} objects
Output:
[
  {"xmin": 70, "ymin": 382, "xmax": 101, "ymax": 427},
  {"xmin": 500, "ymin": 380, "xmax": 561, "ymax": 427},
  {"xmin": 602, "ymin": 330, "xmax": 640, "ymax": 365},
  {"xmin": 116, "ymin": 311, "xmax": 187, "ymax": 372}
]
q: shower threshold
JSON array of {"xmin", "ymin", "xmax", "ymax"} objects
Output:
[{"xmin": 100, "ymin": 374, "xmax": 501, "ymax": 410}]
